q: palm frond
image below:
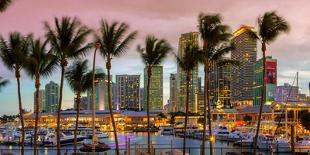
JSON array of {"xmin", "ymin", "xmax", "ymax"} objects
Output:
[
  {"xmin": 174, "ymin": 43, "xmax": 201, "ymax": 73},
  {"xmin": 0, "ymin": 76, "xmax": 9, "ymax": 91},
  {"xmin": 0, "ymin": 0, "xmax": 12, "ymax": 12}
]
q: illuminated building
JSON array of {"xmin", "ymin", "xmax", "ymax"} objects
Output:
[
  {"xmin": 176, "ymin": 32, "xmax": 199, "ymax": 112},
  {"xmin": 231, "ymin": 26, "xmax": 257, "ymax": 106},
  {"xmin": 144, "ymin": 65, "xmax": 163, "ymax": 111},
  {"xmin": 275, "ymin": 83, "xmax": 299, "ymax": 102},
  {"xmin": 169, "ymin": 73, "xmax": 177, "ymax": 112},
  {"xmin": 116, "ymin": 74, "xmax": 140, "ymax": 110},
  {"xmin": 34, "ymin": 89, "xmax": 45, "ymax": 113},
  {"xmin": 45, "ymin": 81, "xmax": 59, "ymax": 113},
  {"xmin": 253, "ymin": 56, "xmax": 277, "ymax": 105}
]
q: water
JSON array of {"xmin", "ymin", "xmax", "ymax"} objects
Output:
[{"xmin": 0, "ymin": 132, "xmax": 284, "ymax": 155}]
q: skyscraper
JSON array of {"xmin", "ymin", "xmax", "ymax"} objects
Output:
[
  {"xmin": 34, "ymin": 89, "xmax": 45, "ymax": 113},
  {"xmin": 116, "ymin": 74, "xmax": 140, "ymax": 110},
  {"xmin": 231, "ymin": 26, "xmax": 257, "ymax": 105},
  {"xmin": 139, "ymin": 88, "xmax": 144, "ymax": 111},
  {"xmin": 45, "ymin": 81, "xmax": 59, "ymax": 113},
  {"xmin": 86, "ymin": 69, "xmax": 108, "ymax": 111},
  {"xmin": 144, "ymin": 65, "xmax": 163, "ymax": 111},
  {"xmin": 176, "ymin": 32, "xmax": 199, "ymax": 112},
  {"xmin": 253, "ymin": 56, "xmax": 277, "ymax": 105},
  {"xmin": 169, "ymin": 73, "xmax": 177, "ymax": 112}
]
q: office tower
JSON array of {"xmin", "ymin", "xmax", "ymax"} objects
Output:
[
  {"xmin": 176, "ymin": 32, "xmax": 199, "ymax": 112},
  {"xmin": 231, "ymin": 26, "xmax": 257, "ymax": 105},
  {"xmin": 45, "ymin": 81, "xmax": 59, "ymax": 113},
  {"xmin": 253, "ymin": 56, "xmax": 277, "ymax": 105},
  {"xmin": 198, "ymin": 77, "xmax": 202, "ymax": 93},
  {"xmin": 139, "ymin": 88, "xmax": 144, "ymax": 111},
  {"xmin": 34, "ymin": 89, "xmax": 45, "ymax": 113},
  {"xmin": 209, "ymin": 61, "xmax": 232, "ymax": 108},
  {"xmin": 74, "ymin": 96, "xmax": 88, "ymax": 110},
  {"xmin": 275, "ymin": 83, "xmax": 298, "ymax": 102},
  {"xmin": 169, "ymin": 73, "xmax": 177, "ymax": 112},
  {"xmin": 86, "ymin": 69, "xmax": 109, "ymax": 111},
  {"xmin": 144, "ymin": 65, "xmax": 163, "ymax": 111},
  {"xmin": 116, "ymin": 75, "xmax": 140, "ymax": 110}
]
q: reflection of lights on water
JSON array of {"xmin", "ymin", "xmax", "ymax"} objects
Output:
[
  {"xmin": 44, "ymin": 147, "xmax": 48, "ymax": 155},
  {"xmin": 9, "ymin": 145, "xmax": 12, "ymax": 150}
]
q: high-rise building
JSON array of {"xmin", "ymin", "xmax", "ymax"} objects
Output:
[
  {"xmin": 45, "ymin": 81, "xmax": 59, "ymax": 113},
  {"xmin": 144, "ymin": 66, "xmax": 163, "ymax": 111},
  {"xmin": 116, "ymin": 75, "xmax": 140, "ymax": 110},
  {"xmin": 86, "ymin": 69, "xmax": 109, "ymax": 111},
  {"xmin": 139, "ymin": 88, "xmax": 144, "ymax": 111},
  {"xmin": 209, "ymin": 61, "xmax": 232, "ymax": 108},
  {"xmin": 253, "ymin": 56, "xmax": 277, "ymax": 105},
  {"xmin": 169, "ymin": 73, "xmax": 177, "ymax": 112},
  {"xmin": 231, "ymin": 26, "xmax": 257, "ymax": 105},
  {"xmin": 176, "ymin": 32, "xmax": 199, "ymax": 112},
  {"xmin": 198, "ymin": 77, "xmax": 202, "ymax": 93},
  {"xmin": 275, "ymin": 83, "xmax": 299, "ymax": 102},
  {"xmin": 34, "ymin": 89, "xmax": 45, "ymax": 113}
]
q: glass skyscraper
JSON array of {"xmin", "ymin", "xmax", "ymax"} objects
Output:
[
  {"xmin": 116, "ymin": 74, "xmax": 140, "ymax": 110},
  {"xmin": 45, "ymin": 81, "xmax": 59, "ymax": 113}
]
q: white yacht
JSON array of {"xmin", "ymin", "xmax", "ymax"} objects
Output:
[
  {"xmin": 227, "ymin": 131, "xmax": 243, "ymax": 142},
  {"xmin": 295, "ymin": 137, "xmax": 310, "ymax": 153},
  {"xmin": 234, "ymin": 132, "xmax": 255, "ymax": 147},
  {"xmin": 257, "ymin": 135, "xmax": 274, "ymax": 149},
  {"xmin": 44, "ymin": 132, "xmax": 85, "ymax": 146},
  {"xmin": 159, "ymin": 127, "xmax": 174, "ymax": 135},
  {"xmin": 270, "ymin": 137, "xmax": 291, "ymax": 153},
  {"xmin": 213, "ymin": 126, "xmax": 230, "ymax": 141}
]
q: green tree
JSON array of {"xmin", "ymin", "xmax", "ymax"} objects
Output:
[
  {"xmin": 65, "ymin": 60, "xmax": 92, "ymax": 154},
  {"xmin": 138, "ymin": 35, "xmax": 171, "ymax": 153},
  {"xmin": 175, "ymin": 44, "xmax": 201, "ymax": 155},
  {"xmin": 24, "ymin": 36, "xmax": 57, "ymax": 155},
  {"xmin": 0, "ymin": 0, "xmax": 12, "ymax": 12},
  {"xmin": 252, "ymin": 11, "xmax": 289, "ymax": 154},
  {"xmin": 0, "ymin": 32, "xmax": 29, "ymax": 155},
  {"xmin": 44, "ymin": 16, "xmax": 91, "ymax": 154},
  {"xmin": 198, "ymin": 13, "xmax": 234, "ymax": 155},
  {"xmin": 95, "ymin": 20, "xmax": 137, "ymax": 155},
  {"xmin": 0, "ymin": 76, "xmax": 9, "ymax": 91}
]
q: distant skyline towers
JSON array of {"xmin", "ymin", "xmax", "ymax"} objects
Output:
[
  {"xmin": 176, "ymin": 32, "xmax": 199, "ymax": 112},
  {"xmin": 33, "ymin": 89, "xmax": 45, "ymax": 113},
  {"xmin": 253, "ymin": 56, "xmax": 277, "ymax": 105},
  {"xmin": 231, "ymin": 26, "xmax": 257, "ymax": 105},
  {"xmin": 116, "ymin": 74, "xmax": 140, "ymax": 110},
  {"xmin": 169, "ymin": 73, "xmax": 177, "ymax": 112},
  {"xmin": 45, "ymin": 81, "xmax": 59, "ymax": 113},
  {"xmin": 144, "ymin": 65, "xmax": 163, "ymax": 111},
  {"xmin": 86, "ymin": 68, "xmax": 108, "ymax": 111}
]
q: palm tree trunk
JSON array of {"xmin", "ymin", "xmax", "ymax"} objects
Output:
[
  {"xmin": 16, "ymin": 71, "xmax": 25, "ymax": 155},
  {"xmin": 91, "ymin": 46, "xmax": 98, "ymax": 153},
  {"xmin": 183, "ymin": 73, "xmax": 190, "ymax": 155},
  {"xmin": 206, "ymin": 61, "xmax": 213, "ymax": 155},
  {"xmin": 56, "ymin": 65, "xmax": 65, "ymax": 155},
  {"xmin": 106, "ymin": 59, "xmax": 120, "ymax": 155},
  {"xmin": 34, "ymin": 76, "xmax": 40, "ymax": 155},
  {"xmin": 146, "ymin": 66, "xmax": 152, "ymax": 153},
  {"xmin": 74, "ymin": 92, "xmax": 81, "ymax": 154},
  {"xmin": 253, "ymin": 42, "xmax": 266, "ymax": 154}
]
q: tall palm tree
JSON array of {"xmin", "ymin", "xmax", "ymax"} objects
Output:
[
  {"xmin": 0, "ymin": 76, "xmax": 9, "ymax": 91},
  {"xmin": 137, "ymin": 35, "xmax": 172, "ymax": 153},
  {"xmin": 44, "ymin": 16, "xmax": 91, "ymax": 155},
  {"xmin": 0, "ymin": 32, "xmax": 29, "ymax": 155},
  {"xmin": 0, "ymin": 0, "xmax": 12, "ymax": 12},
  {"xmin": 24, "ymin": 36, "xmax": 57, "ymax": 155},
  {"xmin": 175, "ymin": 44, "xmax": 201, "ymax": 155},
  {"xmin": 96, "ymin": 20, "xmax": 137, "ymax": 155},
  {"xmin": 252, "ymin": 11, "xmax": 289, "ymax": 154},
  {"xmin": 65, "ymin": 60, "xmax": 92, "ymax": 154},
  {"xmin": 198, "ymin": 13, "xmax": 232, "ymax": 155}
]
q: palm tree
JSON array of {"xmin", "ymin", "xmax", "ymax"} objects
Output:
[
  {"xmin": 0, "ymin": 0, "xmax": 12, "ymax": 12},
  {"xmin": 44, "ymin": 16, "xmax": 91, "ymax": 155},
  {"xmin": 137, "ymin": 35, "xmax": 172, "ymax": 153},
  {"xmin": 198, "ymin": 13, "xmax": 232, "ymax": 155},
  {"xmin": 95, "ymin": 20, "xmax": 137, "ymax": 155},
  {"xmin": 0, "ymin": 32, "xmax": 29, "ymax": 155},
  {"xmin": 0, "ymin": 76, "xmax": 9, "ymax": 91},
  {"xmin": 65, "ymin": 60, "xmax": 92, "ymax": 154},
  {"xmin": 24, "ymin": 36, "xmax": 57, "ymax": 155},
  {"xmin": 175, "ymin": 44, "xmax": 201, "ymax": 155},
  {"xmin": 252, "ymin": 11, "xmax": 289, "ymax": 154}
]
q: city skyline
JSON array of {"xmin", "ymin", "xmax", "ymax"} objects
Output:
[{"xmin": 1, "ymin": 0, "xmax": 310, "ymax": 115}]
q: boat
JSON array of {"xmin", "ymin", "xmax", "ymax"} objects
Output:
[
  {"xmin": 44, "ymin": 132, "xmax": 85, "ymax": 146},
  {"xmin": 227, "ymin": 131, "xmax": 243, "ymax": 142},
  {"xmin": 295, "ymin": 137, "xmax": 310, "ymax": 153},
  {"xmin": 79, "ymin": 142, "xmax": 110, "ymax": 152},
  {"xmin": 158, "ymin": 127, "xmax": 174, "ymax": 135},
  {"xmin": 213, "ymin": 126, "xmax": 230, "ymax": 141},
  {"xmin": 257, "ymin": 135, "xmax": 274, "ymax": 150},
  {"xmin": 86, "ymin": 130, "xmax": 109, "ymax": 139},
  {"xmin": 2, "ymin": 130, "xmax": 20, "ymax": 145},
  {"xmin": 270, "ymin": 137, "xmax": 291, "ymax": 153},
  {"xmin": 234, "ymin": 133, "xmax": 255, "ymax": 147}
]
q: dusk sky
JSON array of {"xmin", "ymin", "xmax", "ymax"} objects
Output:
[{"xmin": 0, "ymin": 0, "xmax": 310, "ymax": 115}]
